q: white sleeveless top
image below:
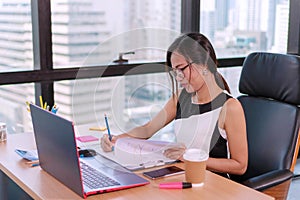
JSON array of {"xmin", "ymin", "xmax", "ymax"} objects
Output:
[{"xmin": 174, "ymin": 89, "xmax": 232, "ymax": 158}]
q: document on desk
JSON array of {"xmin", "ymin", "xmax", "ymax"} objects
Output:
[{"xmin": 96, "ymin": 137, "xmax": 179, "ymax": 170}]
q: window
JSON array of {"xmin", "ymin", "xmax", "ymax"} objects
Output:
[
  {"xmin": 0, "ymin": 1, "xmax": 33, "ymax": 72},
  {"xmin": 51, "ymin": 0, "xmax": 181, "ymax": 67},
  {"xmin": 200, "ymin": 0, "xmax": 290, "ymax": 58},
  {"xmin": 0, "ymin": 84, "xmax": 34, "ymax": 134},
  {"xmin": 50, "ymin": 0, "xmax": 181, "ymax": 136},
  {"xmin": 54, "ymin": 72, "xmax": 174, "ymax": 141},
  {"xmin": 0, "ymin": 1, "xmax": 34, "ymax": 134},
  {"xmin": 0, "ymin": 0, "xmax": 298, "ymax": 136},
  {"xmin": 200, "ymin": 0, "xmax": 290, "ymax": 97}
]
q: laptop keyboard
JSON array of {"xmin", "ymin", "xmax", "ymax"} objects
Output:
[{"xmin": 80, "ymin": 161, "xmax": 121, "ymax": 189}]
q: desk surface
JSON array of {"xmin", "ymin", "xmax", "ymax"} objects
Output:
[{"xmin": 0, "ymin": 133, "xmax": 274, "ymax": 200}]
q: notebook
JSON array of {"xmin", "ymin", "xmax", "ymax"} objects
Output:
[
  {"xmin": 94, "ymin": 137, "xmax": 178, "ymax": 170},
  {"xmin": 29, "ymin": 104, "xmax": 149, "ymax": 198}
]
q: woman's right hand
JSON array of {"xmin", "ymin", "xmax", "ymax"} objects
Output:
[{"xmin": 100, "ymin": 134, "xmax": 118, "ymax": 152}]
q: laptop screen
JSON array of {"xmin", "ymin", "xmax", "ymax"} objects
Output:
[{"xmin": 30, "ymin": 104, "xmax": 84, "ymax": 197}]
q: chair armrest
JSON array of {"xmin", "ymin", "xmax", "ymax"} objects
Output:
[{"xmin": 242, "ymin": 169, "xmax": 293, "ymax": 191}]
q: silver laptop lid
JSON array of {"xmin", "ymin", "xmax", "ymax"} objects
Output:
[{"xmin": 30, "ymin": 104, "xmax": 85, "ymax": 198}]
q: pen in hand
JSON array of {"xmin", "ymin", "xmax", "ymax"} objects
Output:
[{"xmin": 104, "ymin": 114, "xmax": 112, "ymax": 141}]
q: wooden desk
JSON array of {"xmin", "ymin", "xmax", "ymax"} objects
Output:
[{"xmin": 0, "ymin": 133, "xmax": 274, "ymax": 200}]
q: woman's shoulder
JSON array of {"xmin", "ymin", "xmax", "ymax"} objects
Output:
[
  {"xmin": 219, "ymin": 95, "xmax": 245, "ymax": 129},
  {"xmin": 223, "ymin": 96, "xmax": 244, "ymax": 115}
]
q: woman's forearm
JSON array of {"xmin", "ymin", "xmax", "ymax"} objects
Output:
[{"xmin": 206, "ymin": 157, "xmax": 247, "ymax": 175}]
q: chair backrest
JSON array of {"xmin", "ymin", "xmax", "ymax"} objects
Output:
[{"xmin": 232, "ymin": 52, "xmax": 300, "ymax": 182}]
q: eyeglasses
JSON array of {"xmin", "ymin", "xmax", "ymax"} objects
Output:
[{"xmin": 170, "ymin": 62, "xmax": 193, "ymax": 79}]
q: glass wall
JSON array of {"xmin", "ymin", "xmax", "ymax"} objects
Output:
[
  {"xmin": 50, "ymin": 0, "xmax": 181, "ymax": 139},
  {"xmin": 0, "ymin": 0, "xmax": 294, "ymax": 135},
  {"xmin": 0, "ymin": 0, "xmax": 33, "ymax": 72},
  {"xmin": 0, "ymin": 1, "xmax": 33, "ymax": 133},
  {"xmin": 54, "ymin": 71, "xmax": 174, "ymax": 141},
  {"xmin": 200, "ymin": 0, "xmax": 290, "ymax": 97},
  {"xmin": 0, "ymin": 83, "xmax": 34, "ymax": 134},
  {"xmin": 200, "ymin": 0, "xmax": 290, "ymax": 58},
  {"xmin": 51, "ymin": 0, "xmax": 181, "ymax": 67}
]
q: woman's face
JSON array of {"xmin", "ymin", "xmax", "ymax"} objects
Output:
[{"xmin": 170, "ymin": 53, "xmax": 205, "ymax": 93}]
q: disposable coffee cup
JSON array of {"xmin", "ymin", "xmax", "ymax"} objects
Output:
[{"xmin": 183, "ymin": 149, "xmax": 208, "ymax": 186}]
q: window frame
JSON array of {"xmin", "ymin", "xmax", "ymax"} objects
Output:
[{"xmin": 0, "ymin": 0, "xmax": 298, "ymax": 108}]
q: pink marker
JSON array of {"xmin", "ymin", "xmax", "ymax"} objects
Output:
[{"xmin": 159, "ymin": 182, "xmax": 192, "ymax": 189}]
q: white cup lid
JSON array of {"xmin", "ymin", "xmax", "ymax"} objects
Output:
[{"xmin": 183, "ymin": 148, "xmax": 208, "ymax": 162}]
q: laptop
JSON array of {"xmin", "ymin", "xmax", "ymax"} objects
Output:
[{"xmin": 29, "ymin": 104, "xmax": 149, "ymax": 198}]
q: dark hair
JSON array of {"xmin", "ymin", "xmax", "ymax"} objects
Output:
[{"xmin": 166, "ymin": 32, "xmax": 230, "ymax": 93}]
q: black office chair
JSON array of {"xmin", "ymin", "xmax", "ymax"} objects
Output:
[{"xmin": 231, "ymin": 52, "xmax": 300, "ymax": 191}]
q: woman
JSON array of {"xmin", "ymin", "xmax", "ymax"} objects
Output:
[{"xmin": 101, "ymin": 32, "xmax": 248, "ymax": 177}]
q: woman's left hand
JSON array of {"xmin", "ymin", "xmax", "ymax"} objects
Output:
[{"xmin": 163, "ymin": 144, "xmax": 186, "ymax": 161}]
